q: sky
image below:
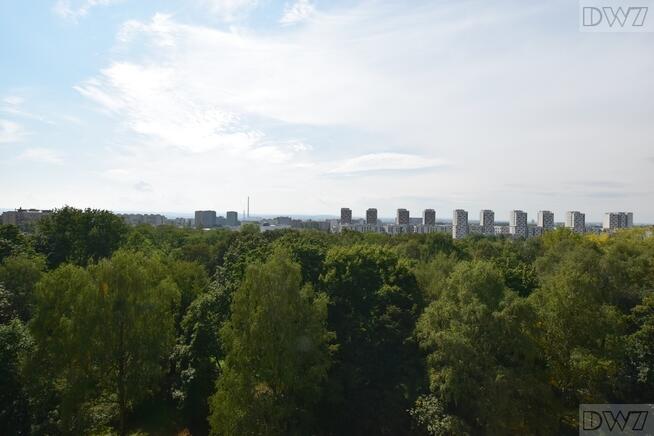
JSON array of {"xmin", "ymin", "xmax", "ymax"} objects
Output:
[{"xmin": 1, "ymin": 0, "xmax": 653, "ymax": 222}]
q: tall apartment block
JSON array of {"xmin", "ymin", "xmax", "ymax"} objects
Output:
[
  {"xmin": 603, "ymin": 212, "xmax": 634, "ymax": 231},
  {"xmin": 452, "ymin": 209, "xmax": 469, "ymax": 239},
  {"xmin": 537, "ymin": 210, "xmax": 554, "ymax": 231},
  {"xmin": 565, "ymin": 211, "xmax": 585, "ymax": 233},
  {"xmin": 340, "ymin": 208, "xmax": 352, "ymax": 225},
  {"xmin": 509, "ymin": 210, "xmax": 528, "ymax": 238},
  {"xmin": 479, "ymin": 209, "xmax": 495, "ymax": 235},
  {"xmin": 226, "ymin": 211, "xmax": 239, "ymax": 227},
  {"xmin": 423, "ymin": 209, "xmax": 436, "ymax": 226},
  {"xmin": 366, "ymin": 208, "xmax": 378, "ymax": 225},
  {"xmin": 194, "ymin": 210, "xmax": 217, "ymax": 229},
  {"xmin": 396, "ymin": 208, "xmax": 410, "ymax": 225}
]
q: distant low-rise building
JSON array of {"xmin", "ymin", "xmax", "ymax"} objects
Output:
[
  {"xmin": 165, "ymin": 217, "xmax": 193, "ymax": 228},
  {"xmin": 384, "ymin": 224, "xmax": 411, "ymax": 235},
  {"xmin": 528, "ymin": 226, "xmax": 543, "ymax": 238},
  {"xmin": 274, "ymin": 216, "xmax": 292, "ymax": 226},
  {"xmin": 1, "ymin": 208, "xmax": 51, "ymax": 231},
  {"xmin": 119, "ymin": 213, "xmax": 166, "ymax": 226}
]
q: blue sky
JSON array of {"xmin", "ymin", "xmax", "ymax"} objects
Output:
[{"xmin": 1, "ymin": 0, "xmax": 653, "ymax": 221}]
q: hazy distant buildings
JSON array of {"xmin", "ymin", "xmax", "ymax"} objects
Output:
[
  {"xmin": 119, "ymin": 213, "xmax": 165, "ymax": 226},
  {"xmin": 423, "ymin": 209, "xmax": 436, "ymax": 226},
  {"xmin": 195, "ymin": 210, "xmax": 217, "ymax": 229},
  {"xmin": 452, "ymin": 209, "xmax": 469, "ymax": 239},
  {"xmin": 226, "ymin": 211, "xmax": 239, "ymax": 227},
  {"xmin": 340, "ymin": 208, "xmax": 352, "ymax": 225},
  {"xmin": 479, "ymin": 209, "xmax": 495, "ymax": 235},
  {"xmin": 1, "ymin": 208, "xmax": 51, "ymax": 231},
  {"xmin": 509, "ymin": 210, "xmax": 528, "ymax": 238},
  {"xmin": 565, "ymin": 211, "xmax": 585, "ymax": 233},
  {"xmin": 603, "ymin": 212, "xmax": 633, "ymax": 231},
  {"xmin": 396, "ymin": 208, "xmax": 410, "ymax": 225},
  {"xmin": 537, "ymin": 210, "xmax": 554, "ymax": 231},
  {"xmin": 366, "ymin": 208, "xmax": 378, "ymax": 225},
  {"xmin": 274, "ymin": 216, "xmax": 292, "ymax": 226}
]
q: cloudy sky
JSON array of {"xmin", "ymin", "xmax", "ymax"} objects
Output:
[{"xmin": 1, "ymin": 0, "xmax": 653, "ymax": 221}]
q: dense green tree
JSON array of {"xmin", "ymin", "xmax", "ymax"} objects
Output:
[
  {"xmin": 168, "ymin": 259, "xmax": 210, "ymax": 328},
  {"xmin": 616, "ymin": 292, "xmax": 654, "ymax": 403},
  {"xmin": 318, "ymin": 244, "xmax": 424, "ymax": 435},
  {"xmin": 179, "ymin": 230, "xmax": 236, "ymax": 275},
  {"xmin": 90, "ymin": 250, "xmax": 180, "ymax": 435},
  {"xmin": 0, "ymin": 224, "xmax": 33, "ymax": 262},
  {"xmin": 27, "ymin": 264, "xmax": 97, "ymax": 434},
  {"xmin": 0, "ymin": 254, "xmax": 45, "ymax": 321},
  {"xmin": 529, "ymin": 244, "xmax": 625, "ymax": 430},
  {"xmin": 271, "ymin": 231, "xmax": 330, "ymax": 285},
  {"xmin": 214, "ymin": 231, "xmax": 275, "ymax": 291},
  {"xmin": 0, "ymin": 285, "xmax": 14, "ymax": 323},
  {"xmin": 0, "ymin": 319, "xmax": 33, "ymax": 435},
  {"xmin": 209, "ymin": 253, "xmax": 332, "ymax": 436},
  {"xmin": 416, "ymin": 260, "xmax": 556, "ymax": 434},
  {"xmin": 35, "ymin": 206, "xmax": 128, "ymax": 267},
  {"xmin": 0, "ymin": 219, "xmax": 650, "ymax": 434},
  {"xmin": 29, "ymin": 250, "xmax": 180, "ymax": 435},
  {"xmin": 173, "ymin": 283, "xmax": 231, "ymax": 435}
]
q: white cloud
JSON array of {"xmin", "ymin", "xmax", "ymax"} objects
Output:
[
  {"xmin": 1, "ymin": 95, "xmax": 54, "ymax": 124},
  {"xmin": 66, "ymin": 2, "xmax": 654, "ymax": 218},
  {"xmin": 53, "ymin": 0, "xmax": 122, "ymax": 20},
  {"xmin": 199, "ymin": 0, "xmax": 259, "ymax": 22},
  {"xmin": 17, "ymin": 148, "xmax": 64, "ymax": 164},
  {"xmin": 3, "ymin": 96, "xmax": 24, "ymax": 106},
  {"xmin": 280, "ymin": 0, "xmax": 315, "ymax": 25},
  {"xmin": 328, "ymin": 153, "xmax": 447, "ymax": 174},
  {"xmin": 0, "ymin": 119, "xmax": 26, "ymax": 143},
  {"xmin": 133, "ymin": 181, "xmax": 153, "ymax": 192}
]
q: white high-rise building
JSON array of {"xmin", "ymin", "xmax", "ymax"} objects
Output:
[
  {"xmin": 479, "ymin": 209, "xmax": 495, "ymax": 235},
  {"xmin": 565, "ymin": 211, "xmax": 585, "ymax": 233},
  {"xmin": 537, "ymin": 210, "xmax": 554, "ymax": 231},
  {"xmin": 603, "ymin": 212, "xmax": 634, "ymax": 231},
  {"xmin": 452, "ymin": 209, "xmax": 469, "ymax": 239},
  {"xmin": 509, "ymin": 210, "xmax": 528, "ymax": 238}
]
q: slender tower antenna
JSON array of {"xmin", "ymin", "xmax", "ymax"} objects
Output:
[{"xmin": 247, "ymin": 196, "xmax": 250, "ymax": 218}]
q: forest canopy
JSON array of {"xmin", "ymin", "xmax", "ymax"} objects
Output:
[{"xmin": 1, "ymin": 207, "xmax": 653, "ymax": 435}]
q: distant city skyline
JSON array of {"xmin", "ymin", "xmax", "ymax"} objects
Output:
[
  {"xmin": 0, "ymin": 205, "xmax": 648, "ymax": 225},
  {"xmin": 1, "ymin": 1, "xmax": 653, "ymax": 219}
]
